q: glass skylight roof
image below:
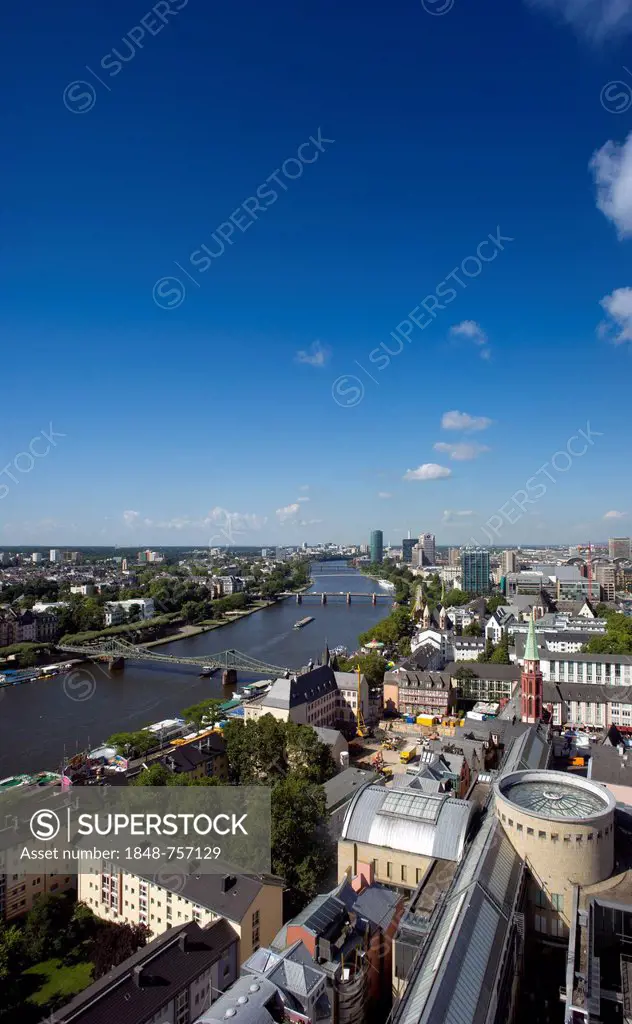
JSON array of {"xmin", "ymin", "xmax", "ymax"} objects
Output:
[
  {"xmin": 379, "ymin": 791, "xmax": 444, "ymax": 823},
  {"xmin": 503, "ymin": 780, "xmax": 607, "ymax": 819}
]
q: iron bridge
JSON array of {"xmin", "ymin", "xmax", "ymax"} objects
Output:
[{"xmin": 58, "ymin": 637, "xmax": 293, "ymax": 676}]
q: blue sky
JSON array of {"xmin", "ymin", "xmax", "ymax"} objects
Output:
[{"xmin": 2, "ymin": 0, "xmax": 632, "ymax": 547}]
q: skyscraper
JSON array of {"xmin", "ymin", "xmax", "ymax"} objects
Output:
[
  {"xmin": 461, "ymin": 548, "xmax": 490, "ymax": 594},
  {"xmin": 609, "ymin": 538, "xmax": 631, "ymax": 560},
  {"xmin": 402, "ymin": 538, "xmax": 416, "ymax": 564},
  {"xmin": 370, "ymin": 530, "xmax": 384, "ymax": 564},
  {"xmin": 501, "ymin": 550, "xmax": 517, "ymax": 575},
  {"xmin": 419, "ymin": 533, "xmax": 436, "ymax": 565}
]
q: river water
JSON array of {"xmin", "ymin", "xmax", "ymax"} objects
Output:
[{"xmin": 0, "ymin": 563, "xmax": 391, "ymax": 777}]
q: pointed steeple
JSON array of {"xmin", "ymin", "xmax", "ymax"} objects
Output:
[
  {"xmin": 524, "ymin": 613, "xmax": 539, "ymax": 664},
  {"xmin": 323, "ymin": 641, "xmax": 331, "ymax": 667},
  {"xmin": 441, "ymin": 578, "xmax": 446, "ymax": 605}
]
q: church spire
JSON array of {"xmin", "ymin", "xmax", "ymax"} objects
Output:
[{"xmin": 524, "ymin": 612, "xmax": 539, "ymax": 664}]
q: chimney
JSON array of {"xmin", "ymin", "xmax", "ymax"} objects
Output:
[
  {"xmin": 222, "ymin": 874, "xmax": 237, "ymax": 893},
  {"xmin": 133, "ymin": 965, "xmax": 146, "ymax": 987}
]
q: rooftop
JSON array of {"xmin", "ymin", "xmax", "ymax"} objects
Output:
[
  {"xmin": 52, "ymin": 920, "xmax": 237, "ymax": 1024},
  {"xmin": 496, "ymin": 769, "xmax": 615, "ymax": 822}
]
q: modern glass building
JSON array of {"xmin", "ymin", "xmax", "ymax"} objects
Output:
[
  {"xmin": 370, "ymin": 530, "xmax": 384, "ymax": 564},
  {"xmin": 461, "ymin": 548, "xmax": 490, "ymax": 594},
  {"xmin": 402, "ymin": 538, "xmax": 416, "ymax": 564}
]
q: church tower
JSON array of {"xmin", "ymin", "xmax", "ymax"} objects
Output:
[{"xmin": 520, "ymin": 613, "xmax": 542, "ymax": 724}]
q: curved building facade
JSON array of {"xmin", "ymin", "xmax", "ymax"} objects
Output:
[{"xmin": 494, "ymin": 769, "xmax": 615, "ymax": 926}]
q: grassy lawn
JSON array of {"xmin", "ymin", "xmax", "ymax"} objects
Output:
[{"xmin": 23, "ymin": 958, "xmax": 93, "ymax": 1006}]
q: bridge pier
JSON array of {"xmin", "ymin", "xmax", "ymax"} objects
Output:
[
  {"xmin": 321, "ymin": 593, "xmax": 327, "ymax": 605},
  {"xmin": 372, "ymin": 593, "xmax": 377, "ymax": 605},
  {"xmin": 346, "ymin": 593, "xmax": 351, "ymax": 604},
  {"xmin": 109, "ymin": 657, "xmax": 125, "ymax": 670},
  {"xmin": 223, "ymin": 669, "xmax": 238, "ymax": 687},
  {"xmin": 296, "ymin": 594, "xmax": 302, "ymax": 604}
]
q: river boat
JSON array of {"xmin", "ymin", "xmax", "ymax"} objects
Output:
[
  {"xmin": 293, "ymin": 616, "xmax": 315, "ymax": 629},
  {"xmin": 199, "ymin": 666, "xmax": 219, "ymax": 677}
]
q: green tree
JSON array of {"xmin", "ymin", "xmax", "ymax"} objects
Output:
[
  {"xmin": 478, "ymin": 636, "xmax": 496, "ymax": 662},
  {"xmin": 271, "ymin": 776, "xmax": 334, "ymax": 912},
  {"xmin": 463, "ymin": 620, "xmax": 483, "ymax": 637},
  {"xmin": 490, "ymin": 629, "xmax": 510, "ymax": 664},
  {"xmin": 337, "ymin": 652, "xmax": 387, "ymax": 686},
  {"xmin": 181, "ymin": 699, "xmax": 224, "ymax": 732},
  {"xmin": 486, "ymin": 595, "xmax": 506, "ymax": 614},
  {"xmin": 443, "ymin": 589, "xmax": 471, "ymax": 607},
  {"xmin": 24, "ymin": 893, "xmax": 76, "ymax": 962},
  {"xmin": 90, "ymin": 922, "xmax": 149, "ymax": 979},
  {"xmin": 107, "ymin": 729, "xmax": 156, "ymax": 757}
]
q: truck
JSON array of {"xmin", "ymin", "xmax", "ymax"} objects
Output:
[{"xmin": 399, "ymin": 743, "xmax": 418, "ymax": 764}]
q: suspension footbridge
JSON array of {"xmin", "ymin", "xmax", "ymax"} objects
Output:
[{"xmin": 58, "ymin": 637, "xmax": 294, "ymax": 678}]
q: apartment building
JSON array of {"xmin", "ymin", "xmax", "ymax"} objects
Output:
[
  {"xmin": 79, "ymin": 867, "xmax": 284, "ymax": 963},
  {"xmin": 104, "ymin": 597, "xmax": 155, "ymax": 625},
  {"xmin": 51, "ymin": 920, "xmax": 239, "ymax": 1024},
  {"xmin": 0, "ymin": 867, "xmax": 75, "ymax": 923},
  {"xmin": 540, "ymin": 651, "xmax": 632, "ymax": 688},
  {"xmin": 543, "ymin": 681, "xmax": 632, "ymax": 730}
]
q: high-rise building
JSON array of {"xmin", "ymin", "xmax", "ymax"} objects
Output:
[
  {"xmin": 31, "ymin": 552, "xmax": 43, "ymax": 564},
  {"xmin": 609, "ymin": 537, "xmax": 631, "ymax": 560},
  {"xmin": 49, "ymin": 549, "xmax": 61, "ymax": 563},
  {"xmin": 520, "ymin": 614, "xmax": 543, "ymax": 724},
  {"xmin": 402, "ymin": 538, "xmax": 416, "ymax": 564},
  {"xmin": 595, "ymin": 564, "xmax": 616, "ymax": 602},
  {"xmin": 501, "ymin": 550, "xmax": 517, "ymax": 575},
  {"xmin": 419, "ymin": 533, "xmax": 435, "ymax": 566},
  {"xmin": 461, "ymin": 548, "xmax": 490, "ymax": 594},
  {"xmin": 449, "ymin": 547, "xmax": 461, "ymax": 567},
  {"xmin": 370, "ymin": 530, "xmax": 384, "ymax": 564}
]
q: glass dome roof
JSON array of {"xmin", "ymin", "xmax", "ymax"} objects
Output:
[{"xmin": 502, "ymin": 779, "xmax": 607, "ymax": 819}]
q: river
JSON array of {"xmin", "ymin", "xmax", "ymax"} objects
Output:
[{"xmin": 0, "ymin": 562, "xmax": 392, "ymax": 777}]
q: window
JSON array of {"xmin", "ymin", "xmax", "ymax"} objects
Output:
[
  {"xmin": 386, "ymin": 862, "xmax": 393, "ymax": 879},
  {"xmin": 550, "ymin": 918, "xmax": 565, "ymax": 938},
  {"xmin": 564, "ymin": 835, "xmax": 571, "ymax": 844},
  {"xmin": 252, "ymin": 909, "xmax": 260, "ymax": 927},
  {"xmin": 551, "ymin": 894, "xmax": 563, "ymax": 912},
  {"xmin": 507, "ymin": 819, "xmax": 513, "ymax": 827},
  {"xmin": 401, "ymin": 865, "xmax": 407, "ymax": 883},
  {"xmin": 551, "ymin": 833, "xmax": 559, "ymax": 842},
  {"xmin": 535, "ymin": 889, "xmax": 547, "ymax": 908},
  {"xmin": 516, "ymin": 823, "xmax": 523, "ymax": 832},
  {"xmin": 526, "ymin": 827, "xmax": 534, "ymax": 836},
  {"xmin": 534, "ymin": 914, "xmax": 547, "ymax": 934},
  {"xmin": 538, "ymin": 831, "xmax": 546, "ymax": 839},
  {"xmin": 175, "ymin": 990, "xmax": 189, "ymax": 1024}
]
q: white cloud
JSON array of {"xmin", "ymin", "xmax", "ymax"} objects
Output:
[
  {"xmin": 442, "ymin": 509, "xmax": 475, "ymax": 523},
  {"xmin": 604, "ymin": 509, "xmax": 627, "ymax": 518},
  {"xmin": 378, "ymin": 491, "xmax": 392, "ymax": 499},
  {"xmin": 599, "ymin": 287, "xmax": 632, "ymax": 345},
  {"xmin": 525, "ymin": 0, "xmax": 632, "ymax": 39},
  {"xmin": 434, "ymin": 441, "xmax": 490, "ymax": 461},
  {"xmin": 276, "ymin": 503, "xmax": 301, "ymax": 523},
  {"xmin": 299, "ymin": 518, "xmax": 323, "ymax": 526},
  {"xmin": 450, "ymin": 320, "xmax": 492, "ymax": 361},
  {"xmin": 123, "ymin": 510, "xmax": 140, "ymax": 525},
  {"xmin": 297, "ymin": 496, "xmax": 310, "ymax": 503},
  {"xmin": 591, "ymin": 133, "xmax": 632, "ymax": 238},
  {"xmin": 403, "ymin": 463, "xmax": 452, "ymax": 481},
  {"xmin": 441, "ymin": 410, "xmax": 492, "ymax": 432},
  {"xmin": 295, "ymin": 340, "xmax": 331, "ymax": 367}
]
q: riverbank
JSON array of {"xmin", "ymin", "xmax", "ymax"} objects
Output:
[{"xmin": 141, "ymin": 598, "xmax": 281, "ymax": 648}]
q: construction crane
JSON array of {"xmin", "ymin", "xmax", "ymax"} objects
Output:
[
  {"xmin": 576, "ymin": 543, "xmax": 594, "ymax": 602},
  {"xmin": 352, "ymin": 663, "xmax": 366, "ymax": 737}
]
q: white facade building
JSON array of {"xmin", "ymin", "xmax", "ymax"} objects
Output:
[
  {"xmin": 104, "ymin": 597, "xmax": 155, "ymax": 625},
  {"xmin": 49, "ymin": 549, "xmax": 62, "ymax": 563}
]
